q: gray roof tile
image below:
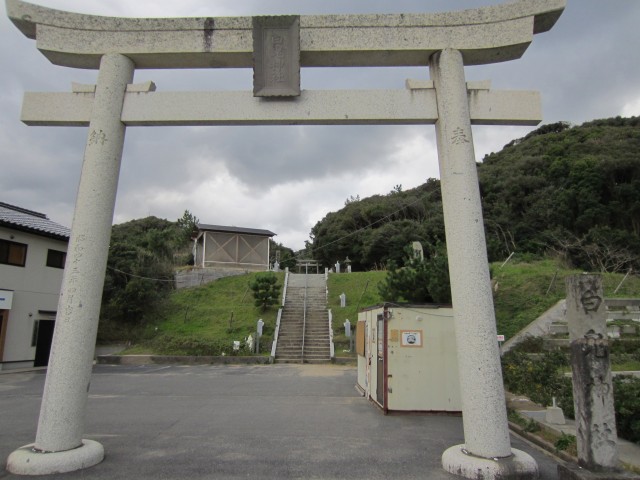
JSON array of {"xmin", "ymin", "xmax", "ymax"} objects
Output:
[{"xmin": 0, "ymin": 202, "xmax": 70, "ymax": 240}]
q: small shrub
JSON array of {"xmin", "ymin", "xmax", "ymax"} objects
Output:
[
  {"xmin": 554, "ymin": 432, "xmax": 576, "ymax": 452},
  {"xmin": 503, "ymin": 351, "xmax": 640, "ymax": 445},
  {"xmin": 513, "ymin": 336, "xmax": 545, "ymax": 353},
  {"xmin": 502, "ymin": 350, "xmax": 569, "ymax": 406},
  {"xmin": 249, "ymin": 273, "xmax": 281, "ymax": 312},
  {"xmin": 524, "ymin": 418, "xmax": 541, "ymax": 433}
]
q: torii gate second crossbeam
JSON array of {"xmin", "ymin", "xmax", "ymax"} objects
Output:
[{"xmin": 5, "ymin": 1, "xmax": 565, "ymax": 478}]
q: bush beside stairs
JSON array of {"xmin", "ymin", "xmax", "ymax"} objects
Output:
[{"xmin": 275, "ymin": 273, "xmax": 331, "ymax": 364}]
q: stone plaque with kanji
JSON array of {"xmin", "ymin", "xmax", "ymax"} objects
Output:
[{"xmin": 253, "ymin": 15, "xmax": 300, "ymax": 97}]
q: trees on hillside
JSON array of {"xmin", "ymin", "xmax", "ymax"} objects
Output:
[
  {"xmin": 377, "ymin": 243, "xmax": 451, "ymax": 303},
  {"xmin": 100, "ymin": 214, "xmax": 196, "ymax": 337},
  {"xmin": 310, "ymin": 117, "xmax": 640, "ymax": 273},
  {"xmin": 310, "ymin": 178, "xmax": 445, "ymax": 270},
  {"xmin": 479, "ymin": 117, "xmax": 640, "ymax": 271}
]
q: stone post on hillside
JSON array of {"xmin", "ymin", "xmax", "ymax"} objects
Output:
[{"xmin": 558, "ymin": 274, "xmax": 638, "ymax": 480}]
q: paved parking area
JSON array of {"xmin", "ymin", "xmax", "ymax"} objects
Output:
[{"xmin": 0, "ymin": 364, "xmax": 563, "ymax": 479}]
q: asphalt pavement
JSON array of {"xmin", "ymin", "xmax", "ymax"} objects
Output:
[{"xmin": 0, "ymin": 364, "xmax": 565, "ymax": 479}]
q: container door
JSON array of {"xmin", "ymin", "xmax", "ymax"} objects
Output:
[{"xmin": 376, "ymin": 313, "xmax": 384, "ymax": 406}]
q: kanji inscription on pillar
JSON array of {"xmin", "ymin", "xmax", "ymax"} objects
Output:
[{"xmin": 253, "ymin": 16, "xmax": 300, "ymax": 97}]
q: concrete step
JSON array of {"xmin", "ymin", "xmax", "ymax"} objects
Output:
[
  {"xmin": 277, "ymin": 350, "xmax": 303, "ymax": 356},
  {"xmin": 303, "ymin": 358, "xmax": 331, "ymax": 364}
]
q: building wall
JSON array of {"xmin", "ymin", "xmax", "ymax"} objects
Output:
[
  {"xmin": 0, "ymin": 226, "xmax": 67, "ymax": 370},
  {"xmin": 196, "ymin": 231, "xmax": 270, "ymax": 271}
]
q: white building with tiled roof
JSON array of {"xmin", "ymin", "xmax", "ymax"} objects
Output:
[{"xmin": 0, "ymin": 202, "xmax": 70, "ymax": 370}]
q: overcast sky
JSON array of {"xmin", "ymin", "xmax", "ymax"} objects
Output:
[{"xmin": 1, "ymin": 0, "xmax": 639, "ymax": 251}]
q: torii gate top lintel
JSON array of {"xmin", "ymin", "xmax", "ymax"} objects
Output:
[{"xmin": 7, "ymin": 0, "xmax": 565, "ymax": 70}]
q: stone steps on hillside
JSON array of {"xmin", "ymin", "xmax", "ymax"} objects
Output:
[{"xmin": 275, "ymin": 273, "xmax": 332, "ymax": 364}]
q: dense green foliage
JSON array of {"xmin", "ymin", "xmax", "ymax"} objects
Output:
[
  {"xmin": 502, "ymin": 349, "xmax": 640, "ymax": 444},
  {"xmin": 502, "ymin": 350, "xmax": 574, "ymax": 417},
  {"xmin": 614, "ymin": 375, "xmax": 640, "ymax": 444},
  {"xmin": 310, "ymin": 117, "xmax": 640, "ymax": 273},
  {"xmin": 98, "ymin": 214, "xmax": 196, "ymax": 340},
  {"xmin": 479, "ymin": 117, "xmax": 640, "ymax": 271},
  {"xmin": 269, "ymin": 240, "xmax": 296, "ymax": 270},
  {"xmin": 249, "ymin": 272, "xmax": 281, "ymax": 311},
  {"xmin": 377, "ymin": 244, "xmax": 451, "ymax": 303},
  {"xmin": 310, "ymin": 178, "xmax": 445, "ymax": 270}
]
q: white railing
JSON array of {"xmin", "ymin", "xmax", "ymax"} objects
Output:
[
  {"xmin": 301, "ymin": 273, "xmax": 308, "ymax": 362},
  {"xmin": 270, "ymin": 308, "xmax": 282, "ymax": 361},
  {"xmin": 328, "ymin": 308, "xmax": 335, "ymax": 359},
  {"xmin": 271, "ymin": 270, "xmax": 289, "ymax": 362},
  {"xmin": 281, "ymin": 270, "xmax": 289, "ymax": 307}
]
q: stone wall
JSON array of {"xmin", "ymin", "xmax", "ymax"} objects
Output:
[{"xmin": 174, "ymin": 267, "xmax": 248, "ymax": 289}]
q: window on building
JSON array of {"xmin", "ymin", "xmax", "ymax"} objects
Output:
[
  {"xmin": 46, "ymin": 249, "xmax": 66, "ymax": 269},
  {"xmin": 0, "ymin": 239, "xmax": 27, "ymax": 267}
]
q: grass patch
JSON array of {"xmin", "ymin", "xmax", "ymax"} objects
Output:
[
  {"xmin": 129, "ymin": 272, "xmax": 284, "ymax": 355},
  {"xmin": 113, "ymin": 259, "xmax": 640, "ymax": 356},
  {"xmin": 560, "ymin": 360, "xmax": 640, "ymax": 374},
  {"xmin": 491, "ymin": 258, "xmax": 640, "ymax": 340},
  {"xmin": 508, "ymin": 410, "xmax": 577, "ymax": 457},
  {"xmin": 327, "ymin": 271, "xmax": 386, "ymax": 355}
]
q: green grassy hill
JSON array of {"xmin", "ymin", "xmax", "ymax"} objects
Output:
[
  {"xmin": 124, "ymin": 272, "xmax": 284, "ymax": 355},
  {"xmin": 492, "ymin": 259, "xmax": 639, "ymax": 339},
  {"xmin": 123, "ymin": 259, "xmax": 639, "ymax": 355}
]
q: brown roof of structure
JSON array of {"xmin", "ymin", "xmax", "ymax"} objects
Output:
[{"xmin": 197, "ymin": 224, "xmax": 276, "ymax": 237}]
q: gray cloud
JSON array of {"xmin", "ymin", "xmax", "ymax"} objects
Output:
[{"xmin": 1, "ymin": 0, "xmax": 639, "ymax": 249}]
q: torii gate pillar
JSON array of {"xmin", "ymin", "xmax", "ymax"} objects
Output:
[
  {"xmin": 7, "ymin": 53, "xmax": 134, "ymax": 475},
  {"xmin": 431, "ymin": 48, "xmax": 537, "ymax": 478}
]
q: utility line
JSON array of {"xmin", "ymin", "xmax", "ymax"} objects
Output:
[
  {"xmin": 313, "ymin": 196, "xmax": 424, "ymax": 252},
  {"xmin": 107, "ymin": 265, "xmax": 175, "ymax": 283}
]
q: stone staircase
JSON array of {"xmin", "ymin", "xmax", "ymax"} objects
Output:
[{"xmin": 275, "ymin": 273, "xmax": 331, "ymax": 364}]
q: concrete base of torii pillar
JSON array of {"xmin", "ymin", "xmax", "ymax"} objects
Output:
[
  {"xmin": 443, "ymin": 447, "xmax": 539, "ymax": 480},
  {"xmin": 7, "ymin": 441, "xmax": 104, "ymax": 476}
]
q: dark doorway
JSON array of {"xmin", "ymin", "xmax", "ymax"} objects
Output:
[
  {"xmin": 34, "ymin": 320, "xmax": 55, "ymax": 367},
  {"xmin": 0, "ymin": 310, "xmax": 8, "ymax": 361}
]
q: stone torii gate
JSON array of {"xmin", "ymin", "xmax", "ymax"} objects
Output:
[{"xmin": 6, "ymin": 0, "xmax": 565, "ymax": 478}]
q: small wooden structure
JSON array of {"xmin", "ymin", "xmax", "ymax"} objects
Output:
[{"xmin": 194, "ymin": 224, "xmax": 275, "ymax": 272}]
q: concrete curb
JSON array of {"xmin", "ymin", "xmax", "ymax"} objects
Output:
[
  {"xmin": 332, "ymin": 357, "xmax": 356, "ymax": 365},
  {"xmin": 508, "ymin": 421, "xmax": 577, "ymax": 465},
  {"xmin": 97, "ymin": 355, "xmax": 271, "ymax": 366}
]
